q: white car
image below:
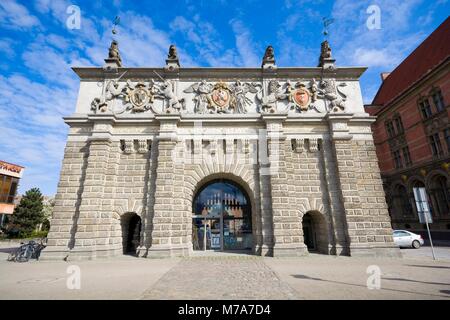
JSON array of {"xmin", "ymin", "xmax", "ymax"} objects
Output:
[{"xmin": 393, "ymin": 230, "xmax": 424, "ymax": 249}]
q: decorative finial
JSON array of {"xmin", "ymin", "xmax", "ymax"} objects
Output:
[
  {"xmin": 105, "ymin": 40, "xmax": 122, "ymax": 67},
  {"xmin": 104, "ymin": 16, "xmax": 122, "ymax": 69},
  {"xmin": 318, "ymin": 17, "xmax": 336, "ymax": 69},
  {"xmin": 261, "ymin": 45, "xmax": 276, "ymax": 70}
]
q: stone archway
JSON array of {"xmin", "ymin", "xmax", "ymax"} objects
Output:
[
  {"xmin": 301, "ymin": 210, "xmax": 329, "ymax": 254},
  {"xmin": 188, "ymin": 173, "xmax": 260, "ymax": 254},
  {"xmin": 192, "ymin": 178, "xmax": 253, "ymax": 252},
  {"xmin": 120, "ymin": 212, "xmax": 141, "ymax": 255}
]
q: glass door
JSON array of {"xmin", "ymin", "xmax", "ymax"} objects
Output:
[{"xmin": 192, "ymin": 180, "xmax": 252, "ymax": 252}]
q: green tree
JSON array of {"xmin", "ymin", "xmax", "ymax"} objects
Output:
[{"xmin": 8, "ymin": 188, "xmax": 44, "ymax": 238}]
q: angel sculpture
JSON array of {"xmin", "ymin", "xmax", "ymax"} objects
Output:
[
  {"xmin": 229, "ymin": 81, "xmax": 260, "ymax": 113},
  {"xmin": 183, "ymin": 80, "xmax": 213, "ymax": 113}
]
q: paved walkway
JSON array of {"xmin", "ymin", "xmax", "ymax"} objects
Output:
[
  {"xmin": 400, "ymin": 245, "xmax": 450, "ymax": 261},
  {"xmin": 1, "ymin": 246, "xmax": 450, "ymax": 299},
  {"xmin": 142, "ymin": 256, "xmax": 298, "ymax": 300}
]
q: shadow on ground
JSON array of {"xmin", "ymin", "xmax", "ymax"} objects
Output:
[{"xmin": 291, "ymin": 274, "xmax": 450, "ymax": 298}]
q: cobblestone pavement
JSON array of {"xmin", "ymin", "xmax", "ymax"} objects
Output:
[{"xmin": 141, "ymin": 256, "xmax": 299, "ymax": 300}]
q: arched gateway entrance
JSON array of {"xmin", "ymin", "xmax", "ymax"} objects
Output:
[
  {"xmin": 192, "ymin": 179, "xmax": 252, "ymax": 252},
  {"xmin": 121, "ymin": 213, "xmax": 141, "ymax": 255},
  {"xmin": 302, "ymin": 211, "xmax": 329, "ymax": 254}
]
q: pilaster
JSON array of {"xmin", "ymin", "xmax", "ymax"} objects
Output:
[
  {"xmin": 262, "ymin": 114, "xmax": 308, "ymax": 256},
  {"xmin": 146, "ymin": 114, "xmax": 190, "ymax": 258},
  {"xmin": 327, "ymin": 114, "xmax": 400, "ymax": 257}
]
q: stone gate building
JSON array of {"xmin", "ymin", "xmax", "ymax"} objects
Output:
[{"xmin": 41, "ymin": 40, "xmax": 400, "ymax": 260}]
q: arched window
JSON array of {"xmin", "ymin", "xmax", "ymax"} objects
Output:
[
  {"xmin": 429, "ymin": 175, "xmax": 449, "ymax": 216},
  {"xmin": 392, "ymin": 184, "xmax": 412, "ymax": 217},
  {"xmin": 430, "ymin": 88, "xmax": 445, "ymax": 112}
]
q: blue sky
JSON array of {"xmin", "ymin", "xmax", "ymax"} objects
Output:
[{"xmin": 0, "ymin": 0, "xmax": 448, "ymax": 196}]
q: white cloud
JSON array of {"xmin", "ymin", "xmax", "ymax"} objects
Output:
[
  {"xmin": 352, "ymin": 48, "xmax": 391, "ymax": 67},
  {"xmin": 170, "ymin": 15, "xmax": 239, "ymax": 67},
  {"xmin": 0, "ymin": 0, "xmax": 41, "ymax": 30},
  {"xmin": 34, "ymin": 0, "xmax": 69, "ymax": 23},
  {"xmin": 22, "ymin": 43, "xmax": 79, "ymax": 91},
  {"xmin": 230, "ymin": 19, "xmax": 260, "ymax": 67},
  {"xmin": 328, "ymin": 0, "xmax": 427, "ymax": 103},
  {"xmin": 0, "ymin": 38, "xmax": 15, "ymax": 58}
]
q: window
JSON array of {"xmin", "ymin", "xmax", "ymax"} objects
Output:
[
  {"xmin": 393, "ymin": 116, "xmax": 404, "ymax": 134},
  {"xmin": 393, "ymin": 231, "xmax": 410, "ymax": 237},
  {"xmin": 444, "ymin": 128, "xmax": 450, "ymax": 152},
  {"xmin": 419, "ymin": 98, "xmax": 433, "ymax": 119},
  {"xmin": 432, "ymin": 90, "xmax": 445, "ymax": 112},
  {"xmin": 385, "ymin": 121, "xmax": 395, "ymax": 138},
  {"xmin": 0, "ymin": 175, "xmax": 18, "ymax": 204},
  {"xmin": 392, "ymin": 185, "xmax": 413, "ymax": 217},
  {"xmin": 8, "ymin": 179, "xmax": 18, "ymax": 203},
  {"xmin": 429, "ymin": 133, "xmax": 443, "ymax": 156},
  {"xmin": 393, "ymin": 150, "xmax": 402, "ymax": 169},
  {"xmin": 402, "ymin": 146, "xmax": 412, "ymax": 166},
  {"xmin": 429, "ymin": 175, "xmax": 449, "ymax": 216}
]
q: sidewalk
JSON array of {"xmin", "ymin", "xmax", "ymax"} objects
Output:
[{"xmin": 0, "ymin": 252, "xmax": 449, "ymax": 299}]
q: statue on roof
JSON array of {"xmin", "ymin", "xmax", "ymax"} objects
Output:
[
  {"xmin": 168, "ymin": 45, "xmax": 178, "ymax": 60},
  {"xmin": 166, "ymin": 44, "xmax": 180, "ymax": 69},
  {"xmin": 261, "ymin": 45, "xmax": 276, "ymax": 69},
  {"xmin": 263, "ymin": 45, "xmax": 275, "ymax": 63}
]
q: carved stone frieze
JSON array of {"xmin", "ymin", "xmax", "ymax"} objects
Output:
[
  {"xmin": 184, "ymin": 81, "xmax": 260, "ymax": 114},
  {"xmin": 312, "ymin": 78, "xmax": 347, "ymax": 112},
  {"xmin": 256, "ymin": 80, "xmax": 289, "ymax": 113},
  {"xmin": 91, "ymin": 77, "xmax": 348, "ymax": 116}
]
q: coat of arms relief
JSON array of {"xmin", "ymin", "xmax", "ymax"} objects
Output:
[
  {"xmin": 183, "ymin": 81, "xmax": 260, "ymax": 114},
  {"xmin": 91, "ymin": 77, "xmax": 348, "ymax": 115}
]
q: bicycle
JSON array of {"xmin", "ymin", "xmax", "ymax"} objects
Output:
[{"xmin": 7, "ymin": 238, "xmax": 46, "ymax": 262}]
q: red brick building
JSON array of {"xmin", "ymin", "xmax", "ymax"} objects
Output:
[{"xmin": 366, "ymin": 17, "xmax": 450, "ymax": 240}]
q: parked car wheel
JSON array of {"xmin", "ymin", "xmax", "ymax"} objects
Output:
[{"xmin": 412, "ymin": 240, "xmax": 421, "ymax": 249}]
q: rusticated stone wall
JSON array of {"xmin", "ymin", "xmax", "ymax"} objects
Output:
[{"xmin": 42, "ymin": 126, "xmax": 400, "ymax": 260}]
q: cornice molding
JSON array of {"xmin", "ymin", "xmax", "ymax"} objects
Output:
[{"xmin": 72, "ymin": 66, "xmax": 367, "ymax": 81}]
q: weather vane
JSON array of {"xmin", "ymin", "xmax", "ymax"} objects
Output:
[
  {"xmin": 112, "ymin": 16, "xmax": 120, "ymax": 38},
  {"xmin": 322, "ymin": 17, "xmax": 335, "ymax": 39}
]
